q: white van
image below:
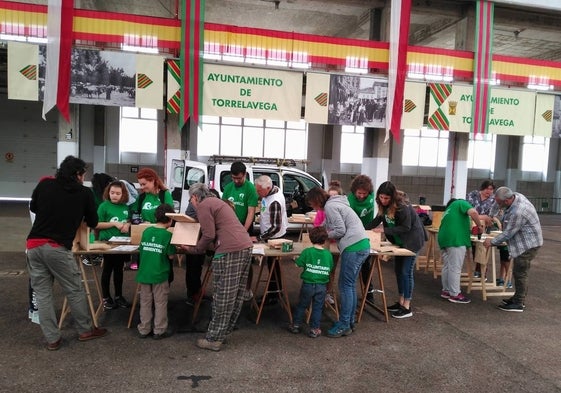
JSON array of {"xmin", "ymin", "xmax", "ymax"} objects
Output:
[{"xmin": 169, "ymin": 155, "xmax": 323, "ymax": 227}]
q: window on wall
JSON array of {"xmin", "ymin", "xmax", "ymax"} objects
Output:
[
  {"xmin": 402, "ymin": 127, "xmax": 449, "ymax": 167},
  {"xmin": 198, "ymin": 116, "xmax": 308, "ymax": 159},
  {"xmin": 340, "ymin": 125, "xmax": 364, "ymax": 164},
  {"xmin": 467, "ymin": 133, "xmax": 495, "ymax": 170},
  {"xmin": 119, "ymin": 107, "xmax": 157, "ymax": 153},
  {"xmin": 522, "ymin": 135, "xmax": 549, "ymax": 174}
]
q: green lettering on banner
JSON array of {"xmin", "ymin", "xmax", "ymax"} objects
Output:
[
  {"xmin": 490, "ymin": 97, "xmax": 519, "ymax": 105},
  {"xmin": 489, "ymin": 118, "xmax": 514, "ymax": 127},
  {"xmin": 461, "ymin": 116, "xmax": 514, "ymax": 127},
  {"xmin": 211, "ymin": 98, "xmax": 278, "ymax": 111},
  {"xmin": 207, "ymin": 73, "xmax": 283, "ymax": 87},
  {"xmin": 460, "ymin": 94, "xmax": 472, "ymax": 102}
]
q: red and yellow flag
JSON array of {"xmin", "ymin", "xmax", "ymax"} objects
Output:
[{"xmin": 179, "ymin": 0, "xmax": 205, "ymax": 130}]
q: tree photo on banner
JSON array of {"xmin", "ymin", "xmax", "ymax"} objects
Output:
[{"xmin": 37, "ymin": 47, "xmax": 163, "ymax": 109}]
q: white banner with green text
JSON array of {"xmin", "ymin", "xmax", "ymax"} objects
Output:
[
  {"xmin": 203, "ymin": 63, "xmax": 303, "ymax": 121},
  {"xmin": 428, "ymin": 83, "xmax": 536, "ymax": 135}
]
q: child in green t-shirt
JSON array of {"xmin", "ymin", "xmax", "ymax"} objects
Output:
[
  {"xmin": 136, "ymin": 204, "xmax": 176, "ymax": 339},
  {"xmin": 288, "ymin": 226, "xmax": 334, "ymax": 338},
  {"xmin": 96, "ymin": 181, "xmax": 131, "ymax": 310}
]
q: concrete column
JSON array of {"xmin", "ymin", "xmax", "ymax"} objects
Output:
[
  {"xmin": 358, "ymin": 4, "xmax": 391, "ymax": 188},
  {"xmin": 57, "ymin": 108, "xmax": 78, "ymax": 166},
  {"xmin": 307, "ymin": 123, "xmax": 336, "ymax": 184},
  {"xmin": 92, "ymin": 106, "xmax": 106, "ymax": 174},
  {"xmin": 441, "ymin": 4, "xmax": 476, "ymax": 204},
  {"xmin": 504, "ymin": 135, "xmax": 522, "ymax": 190},
  {"xmin": 362, "ymin": 127, "xmax": 390, "ymax": 190},
  {"xmin": 443, "ymin": 132, "xmax": 469, "ymax": 202}
]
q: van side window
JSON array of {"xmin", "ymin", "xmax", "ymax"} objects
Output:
[
  {"xmin": 253, "ymin": 171, "xmax": 280, "ymax": 188},
  {"xmin": 184, "ymin": 167, "xmax": 205, "ymax": 190},
  {"xmin": 219, "ymin": 171, "xmax": 250, "ymax": 192}
]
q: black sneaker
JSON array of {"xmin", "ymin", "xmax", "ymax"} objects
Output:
[
  {"xmin": 103, "ymin": 297, "xmax": 117, "ymax": 310},
  {"xmin": 153, "ymin": 330, "xmax": 173, "ymax": 340},
  {"xmin": 288, "ymin": 324, "xmax": 301, "ymax": 334},
  {"xmin": 498, "ymin": 303, "xmax": 524, "ymax": 312},
  {"xmin": 391, "ymin": 306, "xmax": 413, "ymax": 319},
  {"xmin": 114, "ymin": 296, "xmax": 130, "ymax": 309},
  {"xmin": 387, "ymin": 302, "xmax": 402, "ymax": 313},
  {"xmin": 501, "ymin": 297, "xmax": 525, "ymax": 308}
]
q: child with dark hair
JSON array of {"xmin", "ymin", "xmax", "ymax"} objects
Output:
[
  {"xmin": 288, "ymin": 226, "xmax": 334, "ymax": 338},
  {"xmin": 136, "ymin": 204, "xmax": 176, "ymax": 339},
  {"xmin": 96, "ymin": 181, "xmax": 131, "ymax": 310}
]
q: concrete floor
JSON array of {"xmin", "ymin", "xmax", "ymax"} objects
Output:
[{"xmin": 1, "ymin": 201, "xmax": 561, "ymax": 392}]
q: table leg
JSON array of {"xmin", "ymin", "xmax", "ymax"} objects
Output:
[
  {"xmin": 251, "ymin": 257, "xmax": 271, "ymax": 324},
  {"xmin": 192, "ymin": 264, "xmax": 213, "ymax": 322},
  {"xmin": 356, "ymin": 256, "xmax": 388, "ymax": 323},
  {"xmin": 251, "ymin": 256, "xmax": 292, "ymax": 324},
  {"xmin": 127, "ymin": 284, "xmax": 141, "ymax": 328},
  {"xmin": 276, "ymin": 259, "xmax": 293, "ymax": 324},
  {"xmin": 91, "ymin": 265, "xmax": 104, "ymax": 322},
  {"xmin": 423, "ymin": 234, "xmax": 434, "ymax": 274},
  {"xmin": 78, "ymin": 256, "xmax": 99, "ymax": 327}
]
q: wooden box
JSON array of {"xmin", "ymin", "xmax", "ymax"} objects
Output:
[
  {"xmin": 130, "ymin": 223, "xmax": 157, "ymax": 245},
  {"xmin": 72, "ymin": 222, "xmax": 111, "ymax": 251},
  {"xmin": 267, "ymin": 238, "xmax": 293, "ymax": 249},
  {"xmin": 165, "ymin": 213, "xmax": 197, "ymax": 223},
  {"xmin": 367, "ymin": 230, "xmax": 382, "ymax": 250},
  {"xmin": 169, "ymin": 222, "xmax": 201, "ymax": 246},
  {"xmin": 166, "ymin": 213, "xmax": 201, "ymax": 246}
]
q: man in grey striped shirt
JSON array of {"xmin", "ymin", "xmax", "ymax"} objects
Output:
[{"xmin": 484, "ymin": 187, "xmax": 543, "ymax": 312}]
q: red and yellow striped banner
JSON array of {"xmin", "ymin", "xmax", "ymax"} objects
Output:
[{"xmin": 2, "ymin": 1, "xmax": 561, "ymax": 91}]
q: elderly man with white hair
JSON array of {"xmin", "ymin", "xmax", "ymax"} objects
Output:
[{"xmin": 484, "ymin": 186, "xmax": 543, "ymax": 312}]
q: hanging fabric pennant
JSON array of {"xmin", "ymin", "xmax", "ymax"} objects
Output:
[
  {"xmin": 385, "ymin": 0, "xmax": 412, "ymax": 143},
  {"xmin": 135, "ymin": 54, "xmax": 164, "ymax": 109},
  {"xmin": 42, "ymin": 0, "xmax": 73, "ymax": 122},
  {"xmin": 179, "ymin": 0, "xmax": 205, "ymax": 130},
  {"xmin": 471, "ymin": 1, "xmax": 494, "ymax": 138},
  {"xmin": 8, "ymin": 42, "xmax": 39, "ymax": 101},
  {"xmin": 167, "ymin": 59, "xmax": 181, "ymax": 114}
]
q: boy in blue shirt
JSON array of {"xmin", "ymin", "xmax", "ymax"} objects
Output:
[{"xmin": 288, "ymin": 226, "xmax": 334, "ymax": 338}]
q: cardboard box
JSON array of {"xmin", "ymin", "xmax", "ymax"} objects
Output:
[
  {"xmin": 169, "ymin": 222, "xmax": 201, "ymax": 246},
  {"xmin": 72, "ymin": 222, "xmax": 111, "ymax": 251},
  {"xmin": 165, "ymin": 213, "xmax": 197, "ymax": 223},
  {"xmin": 130, "ymin": 223, "xmax": 157, "ymax": 245}
]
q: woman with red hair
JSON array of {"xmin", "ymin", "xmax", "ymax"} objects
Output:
[{"xmin": 133, "ymin": 168, "xmax": 174, "ymax": 224}]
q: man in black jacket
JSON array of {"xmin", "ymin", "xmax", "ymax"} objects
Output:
[{"xmin": 27, "ymin": 156, "xmax": 108, "ymax": 350}]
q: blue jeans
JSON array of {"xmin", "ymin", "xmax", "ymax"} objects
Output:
[
  {"xmin": 394, "ymin": 255, "xmax": 417, "ymax": 300},
  {"xmin": 293, "ymin": 282, "xmax": 327, "ymax": 329},
  {"xmin": 338, "ymin": 249, "xmax": 370, "ymax": 327}
]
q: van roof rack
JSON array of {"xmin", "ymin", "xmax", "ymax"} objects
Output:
[{"xmin": 208, "ymin": 155, "xmax": 309, "ymax": 168}]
